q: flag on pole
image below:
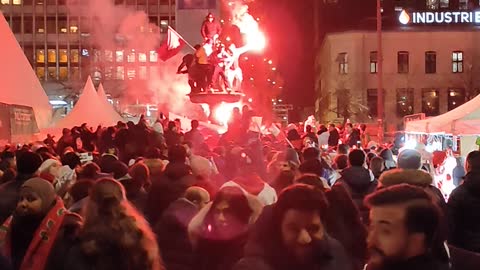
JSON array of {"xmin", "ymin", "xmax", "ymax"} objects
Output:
[{"xmin": 157, "ymin": 26, "xmax": 186, "ymax": 62}]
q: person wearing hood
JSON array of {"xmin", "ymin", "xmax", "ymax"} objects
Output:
[
  {"xmin": 0, "ymin": 151, "xmax": 43, "ymax": 224},
  {"xmin": 335, "ymin": 149, "xmax": 376, "ymax": 224},
  {"xmin": 379, "ymin": 148, "xmax": 396, "ymax": 170},
  {"xmin": 234, "ymin": 184, "xmax": 352, "ymax": 270},
  {"xmin": 448, "ymin": 150, "xmax": 480, "ymax": 253},
  {"xmin": 201, "ymin": 13, "xmax": 222, "ymax": 42},
  {"xmin": 0, "ymin": 178, "xmax": 82, "ymax": 270},
  {"xmin": 155, "ymin": 186, "xmax": 210, "ymax": 270},
  {"xmin": 121, "ymin": 162, "xmax": 150, "ymax": 212}
]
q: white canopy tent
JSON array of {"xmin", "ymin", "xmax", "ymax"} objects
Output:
[
  {"xmin": 0, "ymin": 11, "xmax": 51, "ymax": 128},
  {"xmin": 54, "ymin": 77, "xmax": 123, "ymax": 129},
  {"xmin": 406, "ymin": 94, "xmax": 480, "ymax": 135}
]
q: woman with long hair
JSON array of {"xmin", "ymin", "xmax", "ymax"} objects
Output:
[{"xmin": 65, "ymin": 178, "xmax": 164, "ymax": 270}]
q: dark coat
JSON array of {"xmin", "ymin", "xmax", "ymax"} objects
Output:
[
  {"xmin": 448, "ymin": 170, "xmax": 480, "ymax": 253},
  {"xmin": 328, "ymin": 129, "xmax": 340, "ymax": 147},
  {"xmin": 336, "ymin": 166, "xmax": 377, "ymax": 224},
  {"xmin": 365, "ymin": 254, "xmax": 449, "ymax": 270},
  {"xmin": 0, "ymin": 254, "xmax": 12, "ymax": 270},
  {"xmin": 449, "ymin": 244, "xmax": 480, "ymax": 270},
  {"xmin": 155, "ymin": 198, "xmax": 198, "ymax": 270}
]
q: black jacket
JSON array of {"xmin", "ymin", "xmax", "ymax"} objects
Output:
[
  {"xmin": 448, "ymin": 170, "xmax": 480, "ymax": 253},
  {"xmin": 328, "ymin": 129, "xmax": 340, "ymax": 147},
  {"xmin": 365, "ymin": 254, "xmax": 449, "ymax": 270}
]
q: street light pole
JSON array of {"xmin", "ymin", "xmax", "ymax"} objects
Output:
[{"xmin": 376, "ymin": 0, "xmax": 384, "ymax": 143}]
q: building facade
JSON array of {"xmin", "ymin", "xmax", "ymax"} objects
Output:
[
  {"xmin": 316, "ymin": 0, "xmax": 480, "ymax": 130},
  {"xmin": 0, "ymin": 0, "xmax": 219, "ymax": 103}
]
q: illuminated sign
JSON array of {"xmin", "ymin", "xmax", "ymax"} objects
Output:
[{"xmin": 399, "ymin": 9, "xmax": 480, "ymax": 25}]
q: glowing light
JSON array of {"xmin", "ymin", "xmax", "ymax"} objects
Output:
[
  {"xmin": 268, "ymin": 60, "xmax": 273, "ymax": 64},
  {"xmin": 399, "ymin": 10, "xmax": 410, "ymax": 25},
  {"xmin": 214, "ymin": 103, "xmax": 238, "ymax": 126},
  {"xmin": 405, "ymin": 139, "xmax": 417, "ymax": 150},
  {"xmin": 230, "ymin": 2, "xmax": 266, "ymax": 52},
  {"xmin": 248, "ymin": 98, "xmax": 253, "ymax": 102},
  {"xmin": 272, "ymin": 67, "xmax": 276, "ymax": 71},
  {"xmin": 226, "ymin": 36, "xmax": 231, "ymax": 41},
  {"xmin": 272, "ymin": 81, "xmax": 276, "ymax": 85},
  {"xmin": 244, "ymin": 56, "xmax": 248, "ymax": 60}
]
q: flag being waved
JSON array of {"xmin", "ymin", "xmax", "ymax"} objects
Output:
[{"xmin": 156, "ymin": 26, "xmax": 186, "ymax": 62}]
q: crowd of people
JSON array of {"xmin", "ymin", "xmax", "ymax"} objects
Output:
[
  {"xmin": 0, "ymin": 108, "xmax": 480, "ymax": 270},
  {"xmin": 177, "ymin": 13, "xmax": 244, "ymax": 94}
]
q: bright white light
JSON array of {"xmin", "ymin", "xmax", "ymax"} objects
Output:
[
  {"xmin": 49, "ymin": 100, "xmax": 68, "ymax": 105},
  {"xmin": 405, "ymin": 139, "xmax": 417, "ymax": 150},
  {"xmin": 214, "ymin": 103, "xmax": 236, "ymax": 126}
]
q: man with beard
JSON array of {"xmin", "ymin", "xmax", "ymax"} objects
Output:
[
  {"xmin": 365, "ymin": 184, "xmax": 449, "ymax": 270},
  {"xmin": 233, "ymin": 184, "xmax": 352, "ymax": 270}
]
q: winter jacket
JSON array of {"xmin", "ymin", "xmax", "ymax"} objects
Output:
[
  {"xmin": 335, "ymin": 166, "xmax": 377, "ymax": 224},
  {"xmin": 448, "ymin": 170, "xmax": 480, "ymax": 253},
  {"xmin": 364, "ymin": 254, "xmax": 449, "ymax": 270},
  {"xmin": 155, "ymin": 198, "xmax": 198, "ymax": 270},
  {"xmin": 201, "ymin": 20, "xmax": 222, "ymax": 39},
  {"xmin": 328, "ymin": 129, "xmax": 340, "ymax": 147}
]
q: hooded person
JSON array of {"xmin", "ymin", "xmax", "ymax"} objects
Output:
[
  {"xmin": 0, "ymin": 152, "xmax": 43, "ymax": 224},
  {"xmin": 0, "ymin": 178, "xmax": 82, "ymax": 270},
  {"xmin": 120, "ymin": 162, "xmax": 150, "ymax": 213},
  {"xmin": 201, "ymin": 12, "xmax": 222, "ymax": 41},
  {"xmin": 335, "ymin": 149, "xmax": 376, "ymax": 224}
]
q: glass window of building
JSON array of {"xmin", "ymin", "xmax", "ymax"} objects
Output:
[
  {"xmin": 422, "ymin": 89, "xmax": 440, "ymax": 116},
  {"xmin": 93, "ymin": 49, "xmax": 101, "ymax": 62},
  {"xmin": 1, "ymin": 0, "xmax": 10, "ymax": 4},
  {"xmin": 36, "ymin": 17, "xmax": 45, "ymax": 33},
  {"xmin": 448, "ymin": 88, "xmax": 465, "ymax": 110},
  {"xmin": 104, "ymin": 66, "xmax": 113, "ymax": 80},
  {"xmin": 71, "ymin": 67, "xmax": 80, "ymax": 80},
  {"xmin": 13, "ymin": 0, "xmax": 22, "ymax": 5},
  {"xmin": 58, "ymin": 16, "xmax": 68, "ymax": 33},
  {"xmin": 338, "ymin": 52, "xmax": 348, "ymax": 74},
  {"xmin": 116, "ymin": 66, "xmax": 125, "ymax": 80},
  {"xmin": 47, "ymin": 0, "xmax": 55, "ymax": 4},
  {"xmin": 24, "ymin": 46, "xmax": 34, "ymax": 64},
  {"xmin": 427, "ymin": 0, "xmax": 439, "ymax": 10},
  {"xmin": 452, "ymin": 51, "xmax": 463, "ymax": 73},
  {"xmin": 104, "ymin": 50, "xmax": 113, "ymax": 62},
  {"xmin": 127, "ymin": 68, "xmax": 136, "ymax": 80},
  {"xmin": 425, "ymin": 51, "xmax": 436, "ymax": 74},
  {"xmin": 149, "ymin": 50, "xmax": 158, "ymax": 62},
  {"xmin": 24, "ymin": 17, "xmax": 33, "ymax": 33},
  {"xmin": 36, "ymin": 49, "xmax": 45, "ymax": 63},
  {"xmin": 12, "ymin": 17, "xmax": 21, "ymax": 33},
  {"xmin": 459, "ymin": 0, "xmax": 468, "ymax": 10},
  {"xmin": 59, "ymin": 49, "xmax": 68, "ymax": 63},
  {"xmin": 160, "ymin": 18, "xmax": 168, "ymax": 33},
  {"xmin": 36, "ymin": 0, "xmax": 44, "ymax": 4},
  {"xmin": 47, "ymin": 49, "xmax": 56, "ymax": 63},
  {"xmin": 47, "ymin": 17, "xmax": 56, "ymax": 33},
  {"xmin": 48, "ymin": 67, "xmax": 56, "ymax": 80},
  {"xmin": 150, "ymin": 66, "xmax": 158, "ymax": 78},
  {"xmin": 370, "ymin": 51, "xmax": 378, "ymax": 74},
  {"xmin": 69, "ymin": 18, "xmax": 78, "ymax": 33},
  {"xmin": 336, "ymin": 89, "xmax": 349, "ymax": 118},
  {"xmin": 439, "ymin": 0, "xmax": 449, "ymax": 8},
  {"xmin": 127, "ymin": 51, "xmax": 135, "ymax": 63},
  {"xmin": 139, "ymin": 66, "xmax": 147, "ymax": 80},
  {"xmin": 116, "ymin": 50, "xmax": 124, "ymax": 62},
  {"xmin": 80, "ymin": 17, "xmax": 90, "ymax": 34},
  {"xmin": 149, "ymin": 16, "xmax": 158, "ymax": 26},
  {"xmin": 398, "ymin": 51, "xmax": 409, "ymax": 73},
  {"xmin": 70, "ymin": 49, "xmax": 79, "ymax": 63},
  {"xmin": 396, "ymin": 88, "xmax": 414, "ymax": 116},
  {"xmin": 36, "ymin": 67, "xmax": 45, "ymax": 80},
  {"xmin": 59, "ymin": 67, "xmax": 68, "ymax": 80},
  {"xmin": 138, "ymin": 52, "xmax": 147, "ymax": 62},
  {"xmin": 367, "ymin": 89, "xmax": 378, "ymax": 117}
]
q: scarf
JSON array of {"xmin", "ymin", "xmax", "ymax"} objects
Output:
[{"xmin": 0, "ymin": 198, "xmax": 67, "ymax": 270}]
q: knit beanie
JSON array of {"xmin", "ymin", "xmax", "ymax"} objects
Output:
[
  {"xmin": 398, "ymin": 149, "xmax": 422, "ymax": 170},
  {"xmin": 90, "ymin": 178, "xmax": 126, "ymax": 204},
  {"xmin": 21, "ymin": 177, "xmax": 56, "ymax": 214}
]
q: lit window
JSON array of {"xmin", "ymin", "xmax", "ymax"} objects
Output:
[
  {"xmin": 370, "ymin": 51, "xmax": 378, "ymax": 74},
  {"xmin": 338, "ymin": 52, "xmax": 348, "ymax": 74},
  {"xmin": 398, "ymin": 51, "xmax": 409, "ymax": 74},
  {"xmin": 459, "ymin": 0, "xmax": 468, "ymax": 10},
  {"xmin": 422, "ymin": 89, "xmax": 439, "ymax": 116},
  {"xmin": 396, "ymin": 88, "xmax": 414, "ymax": 116},
  {"xmin": 116, "ymin": 50, "xmax": 124, "ymax": 62},
  {"xmin": 36, "ymin": 49, "xmax": 45, "ymax": 63},
  {"xmin": 36, "ymin": 67, "xmax": 45, "ymax": 80},
  {"xmin": 69, "ymin": 19, "xmax": 78, "ymax": 33},
  {"xmin": 93, "ymin": 49, "xmax": 101, "ymax": 62},
  {"xmin": 127, "ymin": 68, "xmax": 136, "ymax": 80},
  {"xmin": 36, "ymin": 17, "xmax": 45, "ymax": 33},
  {"xmin": 116, "ymin": 66, "xmax": 124, "ymax": 80},
  {"xmin": 427, "ymin": 0, "xmax": 439, "ymax": 10},
  {"xmin": 1, "ymin": 0, "xmax": 10, "ymax": 5},
  {"xmin": 139, "ymin": 66, "xmax": 147, "ymax": 80},
  {"xmin": 48, "ymin": 67, "xmax": 56, "ymax": 80},
  {"xmin": 70, "ymin": 49, "xmax": 79, "ymax": 63},
  {"xmin": 367, "ymin": 89, "xmax": 379, "ymax": 117},
  {"xmin": 160, "ymin": 19, "xmax": 168, "ymax": 33},
  {"xmin": 448, "ymin": 88, "xmax": 465, "ymax": 110},
  {"xmin": 59, "ymin": 67, "xmax": 68, "ymax": 80},
  {"xmin": 13, "ymin": 0, "xmax": 22, "ymax": 5},
  {"xmin": 104, "ymin": 50, "xmax": 113, "ymax": 62},
  {"xmin": 104, "ymin": 66, "xmax": 113, "ymax": 80},
  {"xmin": 59, "ymin": 49, "xmax": 68, "ymax": 63},
  {"xmin": 127, "ymin": 51, "xmax": 135, "ymax": 63},
  {"xmin": 452, "ymin": 51, "xmax": 463, "ymax": 73},
  {"xmin": 425, "ymin": 51, "xmax": 436, "ymax": 74},
  {"xmin": 138, "ymin": 52, "xmax": 147, "ymax": 62},
  {"xmin": 439, "ymin": 0, "xmax": 449, "ymax": 8},
  {"xmin": 149, "ymin": 50, "xmax": 158, "ymax": 62},
  {"xmin": 92, "ymin": 69, "xmax": 102, "ymax": 80}
]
